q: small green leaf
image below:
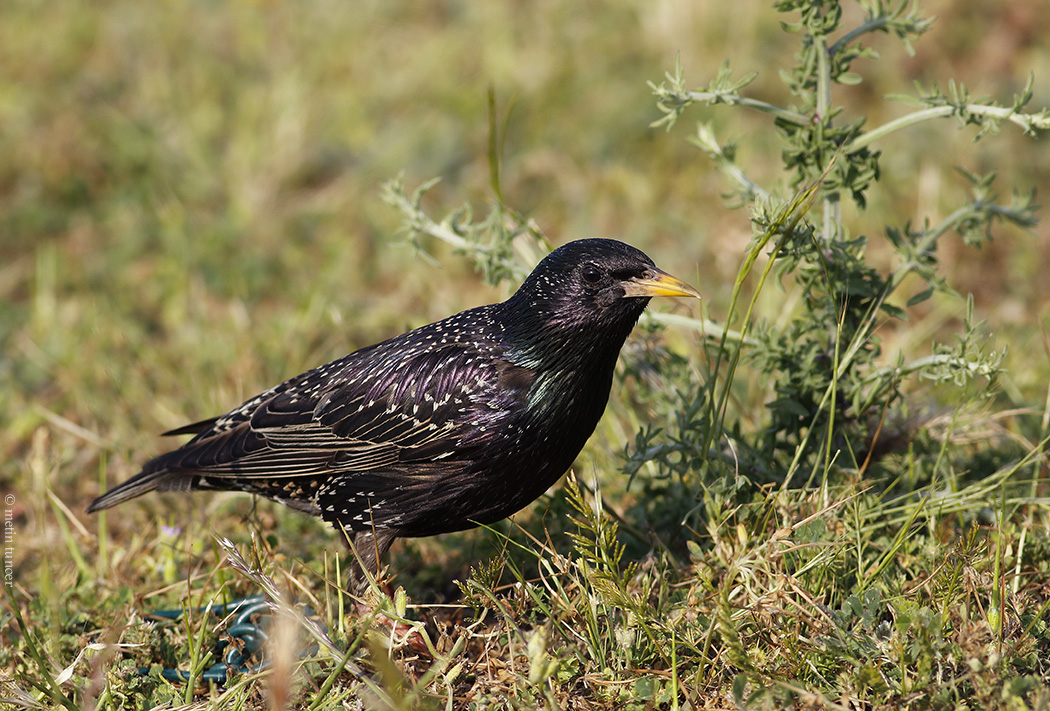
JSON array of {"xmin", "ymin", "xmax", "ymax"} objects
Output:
[
  {"xmin": 880, "ymin": 302, "xmax": 908, "ymax": 320},
  {"xmin": 906, "ymin": 286, "xmax": 934, "ymax": 307},
  {"xmin": 732, "ymin": 673, "xmax": 749, "ymax": 704}
]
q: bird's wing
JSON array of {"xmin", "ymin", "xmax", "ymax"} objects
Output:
[
  {"xmin": 151, "ymin": 342, "xmax": 534, "ymax": 482},
  {"xmin": 163, "ymin": 418, "xmax": 220, "ymax": 436}
]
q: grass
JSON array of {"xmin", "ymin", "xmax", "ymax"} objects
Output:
[{"xmin": 3, "ymin": 0, "xmax": 1050, "ymax": 708}]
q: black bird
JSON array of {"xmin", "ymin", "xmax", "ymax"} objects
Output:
[{"xmin": 88, "ymin": 239, "xmax": 699, "ymax": 591}]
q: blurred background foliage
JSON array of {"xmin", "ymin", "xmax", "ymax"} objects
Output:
[{"xmin": 2, "ymin": 0, "xmax": 1049, "ymax": 625}]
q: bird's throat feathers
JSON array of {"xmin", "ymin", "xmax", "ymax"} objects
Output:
[
  {"xmin": 501, "ymin": 290, "xmax": 646, "ymax": 370},
  {"xmin": 502, "ymin": 303, "xmax": 641, "ymax": 424}
]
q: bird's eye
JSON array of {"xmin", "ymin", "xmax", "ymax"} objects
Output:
[{"xmin": 580, "ymin": 264, "xmax": 602, "ymax": 284}]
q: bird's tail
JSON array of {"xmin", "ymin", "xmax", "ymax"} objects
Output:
[{"xmin": 87, "ymin": 467, "xmax": 196, "ymax": 513}]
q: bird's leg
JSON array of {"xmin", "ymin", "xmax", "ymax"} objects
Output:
[
  {"xmin": 343, "ymin": 528, "xmax": 396, "ymax": 597},
  {"xmin": 340, "ymin": 528, "xmax": 428, "ymax": 652}
]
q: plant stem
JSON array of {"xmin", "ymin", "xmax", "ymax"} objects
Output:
[
  {"xmin": 680, "ymin": 91, "xmax": 808, "ymax": 126},
  {"xmin": 847, "ymin": 104, "xmax": 1050, "ymax": 154},
  {"xmin": 815, "ymin": 34, "xmax": 839, "ymax": 243},
  {"xmin": 828, "ymin": 16, "xmax": 895, "ymax": 58}
]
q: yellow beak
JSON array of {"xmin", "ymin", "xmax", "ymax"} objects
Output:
[{"xmin": 621, "ymin": 268, "xmax": 701, "ymax": 300}]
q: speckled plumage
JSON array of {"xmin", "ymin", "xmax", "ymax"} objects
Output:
[{"xmin": 88, "ymin": 239, "xmax": 699, "ymax": 591}]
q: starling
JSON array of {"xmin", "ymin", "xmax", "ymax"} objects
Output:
[{"xmin": 88, "ymin": 239, "xmax": 699, "ymax": 591}]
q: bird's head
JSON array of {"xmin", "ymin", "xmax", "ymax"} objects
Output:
[{"xmin": 503, "ymin": 238, "xmax": 700, "ymax": 369}]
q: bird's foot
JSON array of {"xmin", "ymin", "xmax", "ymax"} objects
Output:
[{"xmin": 355, "ymin": 602, "xmax": 432, "ymax": 656}]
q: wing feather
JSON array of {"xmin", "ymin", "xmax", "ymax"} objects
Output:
[
  {"xmin": 106, "ymin": 307, "xmax": 538, "ymax": 530},
  {"xmin": 154, "ymin": 338, "xmax": 531, "ymax": 487}
]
